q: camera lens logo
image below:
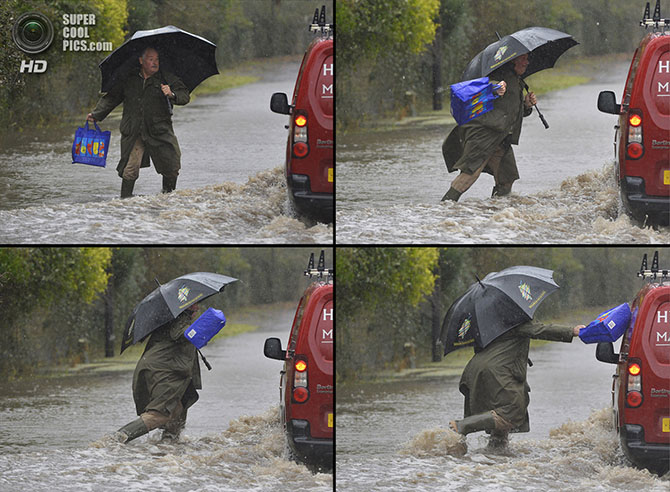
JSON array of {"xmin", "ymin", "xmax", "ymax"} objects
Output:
[{"xmin": 12, "ymin": 12, "xmax": 54, "ymax": 54}]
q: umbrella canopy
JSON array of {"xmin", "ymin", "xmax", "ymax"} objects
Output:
[
  {"xmin": 462, "ymin": 27, "xmax": 578, "ymax": 80},
  {"xmin": 120, "ymin": 272, "xmax": 237, "ymax": 353},
  {"xmin": 99, "ymin": 25, "xmax": 219, "ymax": 93},
  {"xmin": 440, "ymin": 266, "xmax": 559, "ymax": 356}
]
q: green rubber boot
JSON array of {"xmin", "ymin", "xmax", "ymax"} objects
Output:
[
  {"xmin": 121, "ymin": 179, "xmax": 135, "ymax": 199},
  {"xmin": 454, "ymin": 411, "xmax": 497, "ymax": 435},
  {"xmin": 441, "ymin": 187, "xmax": 462, "ymax": 202},
  {"xmin": 117, "ymin": 417, "xmax": 149, "ymax": 443}
]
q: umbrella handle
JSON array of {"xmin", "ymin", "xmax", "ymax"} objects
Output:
[
  {"xmin": 534, "ymin": 104, "xmax": 549, "ymax": 129},
  {"xmin": 198, "ymin": 348, "xmax": 212, "ymax": 371},
  {"xmin": 522, "ymin": 81, "xmax": 549, "ymax": 129}
]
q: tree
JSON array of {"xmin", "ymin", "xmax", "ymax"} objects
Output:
[
  {"xmin": 337, "ymin": 247, "xmax": 439, "ymax": 379},
  {"xmin": 337, "ymin": 0, "xmax": 440, "ymax": 67}
]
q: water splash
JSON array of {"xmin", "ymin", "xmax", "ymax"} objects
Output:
[
  {"xmin": 401, "ymin": 427, "xmax": 467, "ymax": 458},
  {"xmin": 0, "ymin": 406, "xmax": 332, "ymax": 492},
  {"xmin": 337, "ymin": 163, "xmax": 670, "ymax": 244},
  {"xmin": 0, "ymin": 167, "xmax": 332, "ymax": 243}
]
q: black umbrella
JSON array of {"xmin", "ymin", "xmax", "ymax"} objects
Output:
[
  {"xmin": 462, "ymin": 27, "xmax": 578, "ymax": 129},
  {"xmin": 439, "ymin": 266, "xmax": 559, "ymax": 356},
  {"xmin": 120, "ymin": 272, "xmax": 237, "ymax": 354},
  {"xmin": 99, "ymin": 25, "xmax": 219, "ymax": 94}
]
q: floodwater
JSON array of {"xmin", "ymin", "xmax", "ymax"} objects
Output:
[
  {"xmin": 336, "ymin": 61, "xmax": 670, "ymax": 243},
  {"xmin": 336, "ymin": 337, "xmax": 670, "ymax": 491},
  {"xmin": 0, "ymin": 60, "xmax": 332, "ymax": 243},
  {"xmin": 0, "ymin": 304, "xmax": 332, "ymax": 492}
]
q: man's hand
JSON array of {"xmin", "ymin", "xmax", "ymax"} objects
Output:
[
  {"xmin": 161, "ymin": 84, "xmax": 174, "ymax": 98},
  {"xmin": 87, "ymin": 113, "xmax": 96, "ymax": 122},
  {"xmin": 524, "ymin": 92, "xmax": 537, "ymax": 108},
  {"xmin": 495, "ymin": 80, "xmax": 506, "ymax": 96},
  {"xmin": 573, "ymin": 325, "xmax": 586, "ymax": 337}
]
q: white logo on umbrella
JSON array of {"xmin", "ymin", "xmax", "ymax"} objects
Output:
[
  {"xmin": 178, "ymin": 285, "xmax": 190, "ymax": 303},
  {"xmin": 494, "ymin": 45, "xmax": 508, "ymax": 62},
  {"xmin": 518, "ymin": 282, "xmax": 533, "ymax": 301},
  {"xmin": 459, "ymin": 316, "xmax": 471, "ymax": 339}
]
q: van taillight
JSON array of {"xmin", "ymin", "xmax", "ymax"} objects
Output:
[
  {"xmin": 292, "ymin": 111, "xmax": 309, "ymax": 158},
  {"xmin": 293, "ymin": 357, "xmax": 309, "ymax": 403},
  {"xmin": 626, "ymin": 110, "xmax": 643, "ymax": 159},
  {"xmin": 293, "ymin": 386, "xmax": 309, "ymax": 402},
  {"xmin": 626, "ymin": 359, "xmax": 643, "ymax": 408},
  {"xmin": 295, "ymin": 114, "xmax": 307, "ymax": 127}
]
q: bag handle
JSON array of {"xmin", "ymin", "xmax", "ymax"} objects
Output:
[
  {"xmin": 85, "ymin": 120, "xmax": 102, "ymax": 133},
  {"xmin": 491, "ymin": 83, "xmax": 502, "ymax": 99}
]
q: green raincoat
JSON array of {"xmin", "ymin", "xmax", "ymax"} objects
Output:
[
  {"xmin": 90, "ymin": 69, "xmax": 190, "ymax": 178},
  {"xmin": 459, "ymin": 320, "xmax": 574, "ymax": 432},
  {"xmin": 132, "ymin": 311, "xmax": 201, "ymax": 418},
  {"xmin": 442, "ymin": 65, "xmax": 533, "ymax": 183}
]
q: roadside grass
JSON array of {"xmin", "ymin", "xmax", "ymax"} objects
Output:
[
  {"xmin": 342, "ymin": 52, "xmax": 629, "ymax": 133},
  {"xmin": 191, "ymin": 73, "xmax": 259, "ymax": 97},
  {"xmin": 340, "ymin": 305, "xmax": 610, "ymax": 385},
  {"xmin": 63, "ymin": 321, "xmax": 259, "ymax": 375}
]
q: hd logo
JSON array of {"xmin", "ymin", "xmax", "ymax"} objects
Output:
[
  {"xmin": 20, "ymin": 60, "xmax": 47, "ymax": 73},
  {"xmin": 13, "ymin": 12, "xmax": 54, "ymax": 73}
]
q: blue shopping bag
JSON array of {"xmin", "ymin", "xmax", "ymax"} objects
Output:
[
  {"xmin": 579, "ymin": 303, "xmax": 631, "ymax": 344},
  {"xmin": 72, "ymin": 120, "xmax": 110, "ymax": 167},
  {"xmin": 450, "ymin": 77, "xmax": 501, "ymax": 126},
  {"xmin": 184, "ymin": 307, "xmax": 227, "ymax": 349}
]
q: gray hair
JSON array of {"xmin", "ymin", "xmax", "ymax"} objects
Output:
[{"xmin": 140, "ymin": 46, "xmax": 158, "ymax": 60}]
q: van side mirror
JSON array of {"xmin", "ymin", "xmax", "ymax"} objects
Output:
[
  {"xmin": 264, "ymin": 337, "xmax": 286, "ymax": 360},
  {"xmin": 270, "ymin": 93, "xmax": 291, "ymax": 115},
  {"xmin": 596, "ymin": 341, "xmax": 619, "ymax": 364},
  {"xmin": 597, "ymin": 91, "xmax": 621, "ymax": 115}
]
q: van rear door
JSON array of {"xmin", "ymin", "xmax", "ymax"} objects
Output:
[
  {"xmin": 638, "ymin": 36, "xmax": 670, "ymax": 197},
  {"xmin": 306, "ymin": 284, "xmax": 333, "ymax": 438},
  {"xmin": 639, "ymin": 291, "xmax": 670, "ymax": 443}
]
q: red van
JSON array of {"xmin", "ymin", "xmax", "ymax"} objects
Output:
[
  {"xmin": 264, "ymin": 251, "xmax": 333, "ymax": 470},
  {"xmin": 270, "ymin": 5, "xmax": 333, "ymax": 224},
  {"xmin": 596, "ymin": 251, "xmax": 670, "ymax": 474},
  {"xmin": 597, "ymin": 0, "xmax": 670, "ymax": 222}
]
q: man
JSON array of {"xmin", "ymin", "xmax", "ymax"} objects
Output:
[
  {"xmin": 116, "ymin": 303, "xmax": 201, "ymax": 443},
  {"xmin": 441, "ymin": 53, "xmax": 537, "ymax": 201},
  {"xmin": 448, "ymin": 320, "xmax": 585, "ymax": 449},
  {"xmin": 87, "ymin": 46, "xmax": 189, "ymax": 198}
]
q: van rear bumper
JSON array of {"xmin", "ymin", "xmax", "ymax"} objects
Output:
[
  {"xmin": 621, "ymin": 424, "xmax": 670, "ymax": 472},
  {"xmin": 623, "ymin": 177, "xmax": 670, "ymax": 215},
  {"xmin": 288, "ymin": 174, "xmax": 333, "ymax": 223},
  {"xmin": 287, "ymin": 419, "xmax": 333, "ymax": 470}
]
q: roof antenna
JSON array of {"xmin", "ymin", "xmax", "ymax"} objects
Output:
[
  {"xmin": 495, "ymin": 31, "xmax": 502, "ymax": 40},
  {"xmin": 312, "ymin": 8, "xmax": 319, "ymax": 25},
  {"xmin": 652, "ymin": 250, "xmax": 659, "ymax": 273},
  {"xmin": 640, "ymin": 253, "xmax": 648, "ymax": 275},
  {"xmin": 319, "ymin": 5, "xmax": 326, "ymax": 25},
  {"xmin": 318, "ymin": 250, "xmax": 325, "ymax": 272},
  {"xmin": 653, "ymin": 0, "xmax": 661, "ymax": 22},
  {"xmin": 643, "ymin": 2, "xmax": 651, "ymax": 22},
  {"xmin": 154, "ymin": 277, "xmax": 161, "ymax": 287}
]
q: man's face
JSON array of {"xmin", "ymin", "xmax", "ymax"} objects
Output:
[
  {"xmin": 513, "ymin": 54, "xmax": 529, "ymax": 75},
  {"xmin": 139, "ymin": 49, "xmax": 159, "ymax": 76}
]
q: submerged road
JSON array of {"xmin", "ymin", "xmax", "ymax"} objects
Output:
[
  {"xmin": 0, "ymin": 59, "xmax": 332, "ymax": 243},
  {"xmin": 0, "ymin": 304, "xmax": 332, "ymax": 491},
  {"xmin": 336, "ymin": 61, "xmax": 670, "ymax": 243}
]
